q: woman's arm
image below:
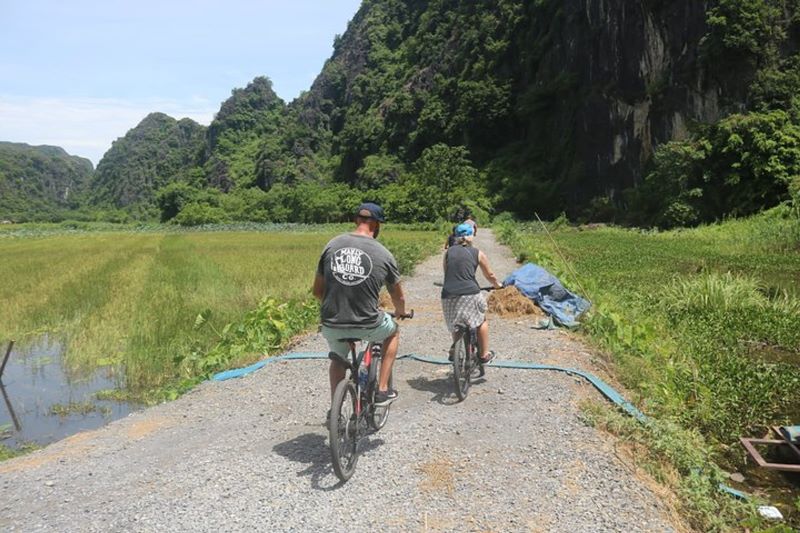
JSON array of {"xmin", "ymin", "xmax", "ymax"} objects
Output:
[{"xmin": 478, "ymin": 251, "xmax": 503, "ymax": 289}]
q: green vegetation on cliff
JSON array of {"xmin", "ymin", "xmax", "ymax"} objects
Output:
[
  {"xmin": 204, "ymin": 76, "xmax": 289, "ymax": 190},
  {"xmin": 89, "ymin": 113, "xmax": 206, "ymax": 218},
  {"xmin": 634, "ymin": 0, "xmax": 800, "ymax": 228},
  {"xmin": 0, "ymin": 142, "xmax": 93, "ymax": 222},
  {"xmin": 149, "ymin": 0, "xmax": 800, "ymax": 227},
  {"xmin": 6, "ymin": 1, "xmax": 800, "ymax": 228}
]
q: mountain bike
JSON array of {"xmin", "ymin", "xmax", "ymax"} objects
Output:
[
  {"xmin": 328, "ymin": 311, "xmax": 413, "ymax": 482},
  {"xmin": 449, "ymin": 287, "xmax": 497, "ymax": 401}
]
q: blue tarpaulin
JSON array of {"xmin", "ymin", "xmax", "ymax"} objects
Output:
[{"xmin": 503, "ymin": 263, "xmax": 591, "ymax": 327}]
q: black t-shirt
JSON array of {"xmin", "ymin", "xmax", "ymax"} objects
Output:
[
  {"xmin": 441, "ymin": 245, "xmax": 480, "ymax": 298},
  {"xmin": 316, "ymin": 233, "xmax": 401, "ymax": 328}
]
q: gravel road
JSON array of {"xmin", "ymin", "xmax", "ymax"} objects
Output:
[{"xmin": 0, "ymin": 230, "xmax": 680, "ymax": 532}]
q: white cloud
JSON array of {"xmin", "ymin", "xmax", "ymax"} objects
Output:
[{"xmin": 0, "ymin": 95, "xmax": 217, "ymax": 165}]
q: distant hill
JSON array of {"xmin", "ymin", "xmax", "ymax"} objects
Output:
[
  {"xmin": 203, "ymin": 76, "xmax": 288, "ymax": 190},
  {"xmin": 0, "ymin": 142, "xmax": 93, "ymax": 222},
  {"xmin": 11, "ymin": 0, "xmax": 800, "ymax": 226},
  {"xmin": 89, "ymin": 113, "xmax": 206, "ymax": 216}
]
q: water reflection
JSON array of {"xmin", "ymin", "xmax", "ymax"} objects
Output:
[
  {"xmin": 1, "ymin": 381, "xmax": 21, "ymax": 431},
  {"xmin": 0, "ymin": 336, "xmax": 140, "ymax": 450}
]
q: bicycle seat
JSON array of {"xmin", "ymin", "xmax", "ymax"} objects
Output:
[
  {"xmin": 336, "ymin": 338, "xmax": 363, "ymax": 343},
  {"xmin": 328, "ymin": 351, "xmax": 354, "ymax": 370}
]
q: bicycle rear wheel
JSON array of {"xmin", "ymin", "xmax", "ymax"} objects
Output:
[
  {"xmin": 329, "ymin": 379, "xmax": 359, "ymax": 482},
  {"xmin": 367, "ymin": 353, "xmax": 393, "ymax": 431},
  {"xmin": 452, "ymin": 332, "xmax": 471, "ymax": 401}
]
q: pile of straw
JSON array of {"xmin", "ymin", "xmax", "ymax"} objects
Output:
[{"xmin": 487, "ymin": 286, "xmax": 546, "ymax": 318}]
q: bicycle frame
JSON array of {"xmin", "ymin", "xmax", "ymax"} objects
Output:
[
  {"xmin": 328, "ymin": 311, "xmax": 409, "ymax": 482},
  {"xmin": 350, "ymin": 342, "xmax": 371, "ymax": 415},
  {"xmin": 454, "ymin": 326, "xmax": 479, "ymax": 367},
  {"xmin": 340, "ymin": 341, "xmax": 381, "ymax": 418}
]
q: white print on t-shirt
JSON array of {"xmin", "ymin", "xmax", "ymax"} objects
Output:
[{"xmin": 331, "ymin": 247, "xmax": 373, "ymax": 286}]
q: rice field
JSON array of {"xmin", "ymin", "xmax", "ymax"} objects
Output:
[{"xmin": 0, "ymin": 226, "xmax": 440, "ymax": 391}]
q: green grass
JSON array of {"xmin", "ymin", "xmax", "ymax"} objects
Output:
[
  {"xmin": 0, "ymin": 443, "xmax": 40, "ymax": 461},
  {"xmin": 497, "ymin": 211, "xmax": 800, "ymax": 437},
  {"xmin": 49, "ymin": 401, "xmax": 111, "ymax": 417},
  {"xmin": 579, "ymin": 400, "xmax": 749, "ymax": 532},
  {"xmin": 0, "ymin": 225, "xmax": 441, "ymax": 392},
  {"xmin": 496, "ymin": 209, "xmax": 800, "ymax": 529}
]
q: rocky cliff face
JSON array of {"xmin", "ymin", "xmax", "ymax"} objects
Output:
[
  {"xmin": 532, "ymin": 0, "xmax": 724, "ymax": 203},
  {"xmin": 284, "ymin": 0, "xmax": 742, "ymax": 214},
  {"xmin": 292, "ymin": 0, "xmax": 791, "ymax": 215}
]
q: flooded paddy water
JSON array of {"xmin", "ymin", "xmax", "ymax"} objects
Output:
[{"xmin": 0, "ymin": 336, "xmax": 140, "ymax": 451}]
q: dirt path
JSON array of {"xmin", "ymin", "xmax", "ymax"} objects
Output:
[{"xmin": 0, "ymin": 230, "xmax": 680, "ymax": 532}]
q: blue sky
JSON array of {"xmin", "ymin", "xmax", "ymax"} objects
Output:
[{"xmin": 0, "ymin": 0, "xmax": 362, "ymax": 164}]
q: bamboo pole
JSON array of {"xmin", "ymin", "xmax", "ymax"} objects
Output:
[{"xmin": 534, "ymin": 212, "xmax": 591, "ymax": 301}]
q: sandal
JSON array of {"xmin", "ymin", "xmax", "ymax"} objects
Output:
[{"xmin": 479, "ymin": 350, "xmax": 496, "ymax": 364}]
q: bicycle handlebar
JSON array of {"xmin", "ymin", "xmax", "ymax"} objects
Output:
[
  {"xmin": 387, "ymin": 310, "xmax": 414, "ymax": 320},
  {"xmin": 433, "ymin": 281, "xmax": 500, "ymax": 291}
]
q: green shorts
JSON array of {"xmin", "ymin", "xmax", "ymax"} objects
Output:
[{"xmin": 321, "ymin": 312, "xmax": 398, "ymax": 358}]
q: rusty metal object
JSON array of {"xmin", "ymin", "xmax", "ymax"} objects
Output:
[{"xmin": 740, "ymin": 426, "xmax": 800, "ymax": 473}]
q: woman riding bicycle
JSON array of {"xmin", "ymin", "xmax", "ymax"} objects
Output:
[{"xmin": 441, "ymin": 223, "xmax": 502, "ymax": 363}]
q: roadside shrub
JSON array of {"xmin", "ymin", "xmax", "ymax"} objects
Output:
[
  {"xmin": 173, "ymin": 203, "xmax": 228, "ymax": 226},
  {"xmin": 375, "ymin": 144, "xmax": 492, "ymax": 222},
  {"xmin": 186, "ymin": 297, "xmax": 319, "ymax": 378},
  {"xmin": 635, "ymin": 109, "xmax": 800, "ymax": 229},
  {"xmin": 581, "ymin": 401, "xmax": 753, "ymax": 532},
  {"xmin": 491, "ymin": 211, "xmax": 515, "ymax": 224}
]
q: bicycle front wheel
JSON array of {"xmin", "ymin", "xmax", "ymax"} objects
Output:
[
  {"xmin": 329, "ymin": 379, "xmax": 359, "ymax": 482},
  {"xmin": 452, "ymin": 332, "xmax": 471, "ymax": 401}
]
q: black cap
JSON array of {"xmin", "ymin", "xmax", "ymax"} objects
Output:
[{"xmin": 355, "ymin": 202, "xmax": 386, "ymax": 222}]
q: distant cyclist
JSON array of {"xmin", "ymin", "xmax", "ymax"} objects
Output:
[
  {"xmin": 441, "ymin": 223, "xmax": 502, "ymax": 363},
  {"xmin": 463, "ymin": 214, "xmax": 477, "ymax": 236},
  {"xmin": 312, "ymin": 202, "xmax": 408, "ymax": 406}
]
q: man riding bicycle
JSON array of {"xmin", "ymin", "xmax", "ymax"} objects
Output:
[{"xmin": 312, "ymin": 202, "xmax": 407, "ymax": 407}]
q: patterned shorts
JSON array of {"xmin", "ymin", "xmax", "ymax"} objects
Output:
[{"xmin": 441, "ymin": 293, "xmax": 487, "ymax": 333}]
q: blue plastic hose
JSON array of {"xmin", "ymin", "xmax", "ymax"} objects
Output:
[
  {"xmin": 213, "ymin": 352, "xmax": 645, "ymax": 421},
  {"xmin": 211, "ymin": 351, "xmax": 745, "ymax": 500}
]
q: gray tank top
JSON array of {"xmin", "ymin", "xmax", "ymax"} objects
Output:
[{"xmin": 442, "ymin": 245, "xmax": 480, "ymax": 298}]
